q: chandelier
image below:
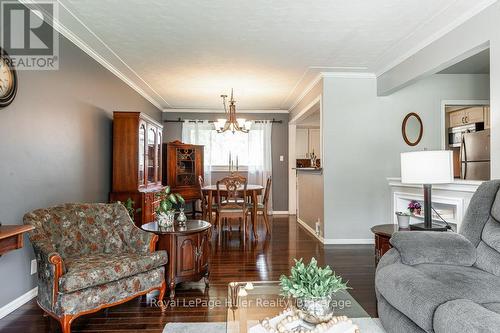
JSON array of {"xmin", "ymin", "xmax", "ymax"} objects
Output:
[{"xmin": 214, "ymin": 89, "xmax": 251, "ymax": 133}]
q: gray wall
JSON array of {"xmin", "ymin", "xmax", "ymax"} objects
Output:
[
  {"xmin": 322, "ymin": 74, "xmax": 490, "ymax": 241},
  {"xmin": 162, "ymin": 112, "xmax": 289, "ymax": 211},
  {"xmin": 0, "ymin": 36, "xmax": 161, "ymax": 309}
]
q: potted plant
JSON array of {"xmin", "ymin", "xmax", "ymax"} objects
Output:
[
  {"xmin": 395, "ymin": 211, "xmax": 411, "ymax": 229},
  {"xmin": 156, "ymin": 186, "xmax": 185, "ymax": 227},
  {"xmin": 279, "ymin": 258, "xmax": 349, "ymax": 324}
]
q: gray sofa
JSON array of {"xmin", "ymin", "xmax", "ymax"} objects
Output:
[{"xmin": 376, "ymin": 180, "xmax": 500, "ymax": 333}]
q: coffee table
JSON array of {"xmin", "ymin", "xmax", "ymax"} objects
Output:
[{"xmin": 225, "ymin": 281, "xmax": 370, "ymax": 333}]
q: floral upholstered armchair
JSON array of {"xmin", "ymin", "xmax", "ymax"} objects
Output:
[{"xmin": 24, "ymin": 203, "xmax": 168, "ymax": 333}]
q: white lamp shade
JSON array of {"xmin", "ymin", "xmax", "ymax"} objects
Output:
[{"xmin": 401, "ymin": 150, "xmax": 454, "ymax": 184}]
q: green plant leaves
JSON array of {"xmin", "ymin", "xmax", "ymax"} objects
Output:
[
  {"xmin": 279, "ymin": 257, "xmax": 349, "ymax": 298},
  {"xmin": 156, "ymin": 187, "xmax": 185, "ymax": 214}
]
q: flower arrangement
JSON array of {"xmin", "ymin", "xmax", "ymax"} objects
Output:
[
  {"xmin": 279, "ymin": 258, "xmax": 349, "ymax": 298},
  {"xmin": 408, "ymin": 200, "xmax": 422, "ymax": 215}
]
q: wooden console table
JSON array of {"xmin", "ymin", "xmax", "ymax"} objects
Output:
[
  {"xmin": 0, "ymin": 225, "xmax": 34, "ymax": 256},
  {"xmin": 142, "ymin": 220, "xmax": 211, "ymax": 298}
]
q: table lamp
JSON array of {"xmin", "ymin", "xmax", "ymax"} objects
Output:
[{"xmin": 400, "ymin": 150, "xmax": 454, "ymax": 231}]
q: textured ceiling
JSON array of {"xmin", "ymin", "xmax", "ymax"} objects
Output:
[{"xmin": 57, "ymin": 0, "xmax": 495, "ymax": 110}]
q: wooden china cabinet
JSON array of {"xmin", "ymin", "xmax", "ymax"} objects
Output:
[
  {"xmin": 110, "ymin": 112, "xmax": 164, "ymax": 226},
  {"xmin": 163, "ymin": 141, "xmax": 204, "ymax": 201}
]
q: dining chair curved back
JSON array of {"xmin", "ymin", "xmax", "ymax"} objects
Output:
[
  {"xmin": 198, "ymin": 175, "xmax": 208, "ymax": 220},
  {"xmin": 216, "ymin": 175, "xmax": 247, "ymax": 209}
]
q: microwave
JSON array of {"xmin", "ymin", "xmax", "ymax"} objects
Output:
[{"xmin": 448, "ymin": 122, "xmax": 484, "ymax": 148}]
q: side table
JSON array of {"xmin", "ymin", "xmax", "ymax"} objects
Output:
[
  {"xmin": 142, "ymin": 220, "xmax": 212, "ymax": 298},
  {"xmin": 370, "ymin": 224, "xmax": 410, "ymax": 265}
]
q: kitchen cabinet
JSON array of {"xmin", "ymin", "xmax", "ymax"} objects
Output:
[
  {"xmin": 449, "ymin": 107, "xmax": 486, "ymax": 127},
  {"xmin": 296, "ymin": 128, "xmax": 321, "ymax": 159},
  {"xmin": 485, "ymin": 106, "xmax": 490, "ymax": 129},
  {"xmin": 296, "ymin": 129, "xmax": 309, "ymax": 158}
]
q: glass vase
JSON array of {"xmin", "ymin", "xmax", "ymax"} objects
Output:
[{"xmin": 158, "ymin": 211, "xmax": 175, "ymax": 228}]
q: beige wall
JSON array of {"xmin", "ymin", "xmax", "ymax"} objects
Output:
[{"xmin": 297, "ymin": 170, "xmax": 324, "ymax": 236}]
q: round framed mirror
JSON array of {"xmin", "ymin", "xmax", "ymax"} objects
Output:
[{"xmin": 402, "ymin": 112, "xmax": 423, "ymax": 146}]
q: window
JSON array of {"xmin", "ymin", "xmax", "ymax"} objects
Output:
[
  {"xmin": 182, "ymin": 122, "xmax": 265, "ymax": 170},
  {"xmin": 210, "ymin": 130, "xmax": 251, "ymax": 167}
]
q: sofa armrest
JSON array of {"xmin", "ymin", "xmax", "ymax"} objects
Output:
[
  {"xmin": 128, "ymin": 226, "xmax": 158, "ymax": 254},
  {"xmin": 390, "ymin": 231, "xmax": 476, "ymax": 266},
  {"xmin": 30, "ymin": 238, "xmax": 64, "ymax": 310}
]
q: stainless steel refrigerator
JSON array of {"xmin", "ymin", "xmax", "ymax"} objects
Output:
[{"xmin": 461, "ymin": 129, "xmax": 490, "ymax": 180}]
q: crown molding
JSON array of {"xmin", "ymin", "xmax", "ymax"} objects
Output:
[
  {"xmin": 19, "ymin": 0, "xmax": 167, "ymax": 110},
  {"xmin": 374, "ymin": 0, "xmax": 498, "ymax": 77},
  {"xmin": 321, "ymin": 72, "xmax": 376, "ymax": 79},
  {"xmin": 163, "ymin": 108, "xmax": 289, "ymax": 114}
]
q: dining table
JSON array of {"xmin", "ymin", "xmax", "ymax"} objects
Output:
[{"xmin": 201, "ymin": 184, "xmax": 264, "ymax": 239}]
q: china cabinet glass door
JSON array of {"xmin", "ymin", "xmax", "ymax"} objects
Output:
[
  {"xmin": 138, "ymin": 123, "xmax": 146, "ymax": 187},
  {"xmin": 176, "ymin": 148, "xmax": 196, "ymax": 186},
  {"xmin": 157, "ymin": 132, "xmax": 162, "ymax": 183},
  {"xmin": 147, "ymin": 127, "xmax": 157, "ymax": 184}
]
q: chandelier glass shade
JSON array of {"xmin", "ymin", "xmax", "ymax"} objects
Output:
[{"xmin": 215, "ymin": 89, "xmax": 251, "ymax": 133}]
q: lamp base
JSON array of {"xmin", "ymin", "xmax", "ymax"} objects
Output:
[{"xmin": 410, "ymin": 223, "xmax": 449, "ymax": 232}]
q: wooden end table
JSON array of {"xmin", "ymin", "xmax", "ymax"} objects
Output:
[
  {"xmin": 142, "ymin": 220, "xmax": 211, "ymax": 298},
  {"xmin": 370, "ymin": 224, "xmax": 411, "ymax": 265},
  {"xmin": 0, "ymin": 225, "xmax": 34, "ymax": 256}
]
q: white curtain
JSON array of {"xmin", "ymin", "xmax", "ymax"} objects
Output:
[
  {"xmin": 181, "ymin": 120, "xmax": 213, "ymax": 185},
  {"xmin": 247, "ymin": 121, "xmax": 273, "ymax": 213}
]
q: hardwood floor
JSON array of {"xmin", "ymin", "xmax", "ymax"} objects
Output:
[{"xmin": 0, "ymin": 216, "xmax": 376, "ymax": 332}]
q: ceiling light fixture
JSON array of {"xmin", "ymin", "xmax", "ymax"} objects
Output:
[{"xmin": 215, "ymin": 89, "xmax": 251, "ymax": 134}]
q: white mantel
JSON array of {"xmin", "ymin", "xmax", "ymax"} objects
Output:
[{"xmin": 387, "ymin": 177, "xmax": 483, "ymax": 231}]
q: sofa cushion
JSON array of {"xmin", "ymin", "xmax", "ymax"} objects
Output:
[
  {"xmin": 376, "ymin": 262, "xmax": 500, "ymax": 332},
  {"xmin": 434, "ymin": 299, "xmax": 500, "ymax": 333},
  {"xmin": 59, "ymin": 251, "xmax": 168, "ymax": 293},
  {"xmin": 56, "ymin": 267, "xmax": 165, "ymax": 316}
]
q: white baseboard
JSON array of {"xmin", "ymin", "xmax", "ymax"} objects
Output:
[
  {"xmin": 323, "ymin": 239, "xmax": 375, "ymax": 245},
  {"xmin": 0, "ymin": 287, "xmax": 38, "ymax": 320},
  {"xmin": 271, "ymin": 211, "xmax": 289, "ymax": 215},
  {"xmin": 296, "ymin": 218, "xmax": 324, "ymax": 243},
  {"xmin": 295, "ymin": 218, "xmax": 374, "ymax": 245}
]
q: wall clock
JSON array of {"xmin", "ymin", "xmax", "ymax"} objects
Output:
[{"xmin": 0, "ymin": 47, "xmax": 18, "ymax": 108}]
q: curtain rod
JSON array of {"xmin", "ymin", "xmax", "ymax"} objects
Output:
[{"xmin": 163, "ymin": 118, "xmax": 282, "ymax": 124}]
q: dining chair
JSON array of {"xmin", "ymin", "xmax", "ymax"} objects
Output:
[
  {"xmin": 198, "ymin": 175, "xmax": 217, "ymax": 223},
  {"xmin": 248, "ymin": 176, "xmax": 272, "ymax": 235},
  {"xmin": 216, "ymin": 175, "xmax": 248, "ymax": 242}
]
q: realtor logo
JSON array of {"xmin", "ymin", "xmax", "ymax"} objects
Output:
[{"xmin": 0, "ymin": 1, "xmax": 59, "ymax": 70}]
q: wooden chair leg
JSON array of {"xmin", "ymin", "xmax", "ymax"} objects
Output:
[
  {"xmin": 59, "ymin": 315, "xmax": 73, "ymax": 333},
  {"xmin": 263, "ymin": 209, "xmax": 271, "ymax": 234},
  {"xmin": 158, "ymin": 281, "xmax": 167, "ymax": 311},
  {"xmin": 217, "ymin": 212, "xmax": 222, "ymax": 243},
  {"xmin": 252, "ymin": 212, "xmax": 258, "ymax": 239}
]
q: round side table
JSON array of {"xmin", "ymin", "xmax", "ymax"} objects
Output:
[
  {"xmin": 142, "ymin": 220, "xmax": 212, "ymax": 298},
  {"xmin": 370, "ymin": 224, "xmax": 410, "ymax": 265}
]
